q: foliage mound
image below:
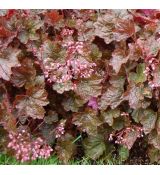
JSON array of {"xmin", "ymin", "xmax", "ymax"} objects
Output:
[{"xmin": 1, "ymin": 9, "xmax": 160, "ymax": 164}]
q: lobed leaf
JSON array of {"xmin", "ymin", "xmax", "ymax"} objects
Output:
[
  {"xmin": 83, "ymin": 134, "xmax": 106, "ymax": 160},
  {"xmin": 0, "ymin": 48, "xmax": 21, "ymax": 81},
  {"xmin": 72, "ymin": 110, "xmax": 102, "ymax": 136}
]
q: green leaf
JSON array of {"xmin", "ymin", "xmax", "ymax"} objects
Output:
[
  {"xmin": 142, "ymin": 109, "xmax": 157, "ymax": 134},
  {"xmin": 148, "ymin": 146, "xmax": 160, "ymax": 163},
  {"xmin": 101, "ymin": 108, "xmax": 120, "ymax": 126},
  {"xmin": 38, "ymin": 40, "xmax": 66, "ymax": 63},
  {"xmin": 156, "ymin": 113, "xmax": 160, "ymax": 135},
  {"xmin": 18, "ymin": 16, "xmax": 43, "ymax": 44},
  {"xmin": 131, "ymin": 108, "xmax": 143, "ymax": 123},
  {"xmin": 129, "ymin": 63, "xmax": 147, "ymax": 84},
  {"xmin": 112, "ymin": 117, "xmax": 125, "ymax": 131},
  {"xmin": 62, "ymin": 95, "xmax": 86, "ymax": 112},
  {"xmin": 89, "ymin": 44, "xmax": 102, "ymax": 61},
  {"xmin": 149, "ymin": 130, "xmax": 160, "ymax": 150},
  {"xmin": 52, "ymin": 81, "xmax": 74, "ymax": 94},
  {"xmin": 83, "ymin": 134, "xmax": 106, "ymax": 160},
  {"xmin": 128, "ymin": 84, "xmax": 151, "ymax": 109},
  {"xmin": 118, "ymin": 146, "xmax": 129, "ymax": 161},
  {"xmin": 132, "ymin": 109, "xmax": 157, "ymax": 134}
]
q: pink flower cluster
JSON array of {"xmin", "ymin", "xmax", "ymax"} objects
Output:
[
  {"xmin": 137, "ymin": 38, "xmax": 160, "ymax": 89},
  {"xmin": 61, "ymin": 28, "xmax": 74, "ymax": 36},
  {"xmin": 8, "ymin": 130, "xmax": 53, "ymax": 162},
  {"xmin": 38, "ymin": 27, "xmax": 97, "ymax": 90},
  {"xmin": 63, "ymin": 41, "xmax": 84, "ymax": 55},
  {"xmin": 109, "ymin": 126, "xmax": 143, "ymax": 149},
  {"xmin": 54, "ymin": 121, "xmax": 65, "ymax": 138},
  {"xmin": 43, "ymin": 56, "xmax": 96, "ymax": 84},
  {"xmin": 144, "ymin": 56, "xmax": 159, "ymax": 89}
]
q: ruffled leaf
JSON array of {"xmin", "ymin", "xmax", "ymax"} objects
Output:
[
  {"xmin": 128, "ymin": 84, "xmax": 152, "ymax": 109},
  {"xmin": 0, "ymin": 48, "xmax": 20, "ymax": 81},
  {"xmin": 62, "ymin": 95, "xmax": 86, "ymax": 112},
  {"xmin": 110, "ymin": 48, "xmax": 128, "ymax": 74},
  {"xmin": 94, "ymin": 10, "xmax": 133, "ymax": 44},
  {"xmin": 118, "ymin": 146, "xmax": 129, "ymax": 161},
  {"xmin": 101, "ymin": 108, "xmax": 120, "ymax": 126},
  {"xmin": 14, "ymin": 82, "xmax": 49, "ymax": 119},
  {"xmin": 132, "ymin": 109, "xmax": 157, "ymax": 134},
  {"xmin": 83, "ymin": 134, "xmax": 106, "ymax": 160},
  {"xmin": 11, "ymin": 58, "xmax": 36, "ymax": 88},
  {"xmin": 129, "ymin": 63, "xmax": 147, "ymax": 84},
  {"xmin": 72, "ymin": 109, "xmax": 102, "ymax": 136},
  {"xmin": 75, "ymin": 75, "xmax": 103, "ymax": 101},
  {"xmin": 149, "ymin": 130, "xmax": 160, "ymax": 150},
  {"xmin": 99, "ymin": 76, "xmax": 125, "ymax": 110},
  {"xmin": 55, "ymin": 133, "xmax": 76, "ymax": 164},
  {"xmin": 148, "ymin": 146, "xmax": 160, "ymax": 163}
]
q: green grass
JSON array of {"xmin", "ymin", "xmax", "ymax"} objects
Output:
[
  {"xmin": 0, "ymin": 154, "xmax": 59, "ymax": 165},
  {"xmin": 0, "ymin": 154, "xmax": 122, "ymax": 165}
]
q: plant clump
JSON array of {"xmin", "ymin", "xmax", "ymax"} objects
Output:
[{"xmin": 1, "ymin": 9, "xmax": 160, "ymax": 164}]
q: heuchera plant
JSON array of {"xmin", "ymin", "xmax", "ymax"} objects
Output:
[{"xmin": 1, "ymin": 9, "xmax": 160, "ymax": 164}]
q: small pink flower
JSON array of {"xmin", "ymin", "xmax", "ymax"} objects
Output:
[
  {"xmin": 88, "ymin": 97, "xmax": 98, "ymax": 110},
  {"xmin": 7, "ymin": 130, "xmax": 53, "ymax": 162}
]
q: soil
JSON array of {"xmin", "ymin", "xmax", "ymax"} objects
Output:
[{"xmin": 125, "ymin": 138, "xmax": 151, "ymax": 165}]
